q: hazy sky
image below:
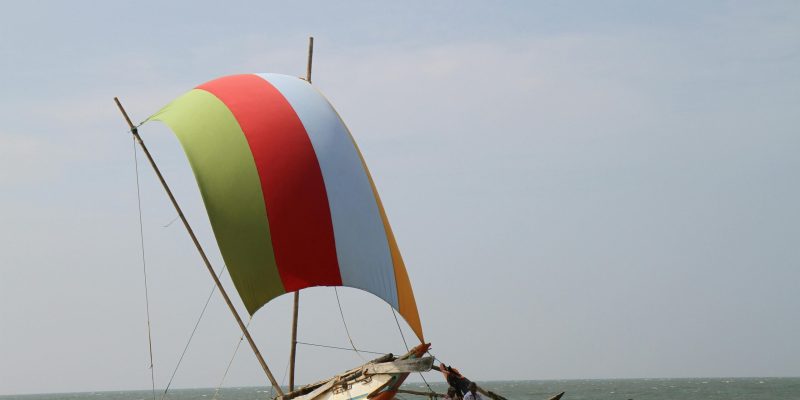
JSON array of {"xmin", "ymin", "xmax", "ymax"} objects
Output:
[{"xmin": 1, "ymin": 0, "xmax": 799, "ymax": 396}]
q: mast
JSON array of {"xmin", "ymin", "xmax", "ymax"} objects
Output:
[
  {"xmin": 113, "ymin": 98, "xmax": 285, "ymax": 395},
  {"xmin": 288, "ymin": 291, "xmax": 299, "ymax": 391},
  {"xmin": 289, "ymin": 35, "xmax": 314, "ymax": 392}
]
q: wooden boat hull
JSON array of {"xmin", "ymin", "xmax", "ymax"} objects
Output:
[{"xmin": 294, "ymin": 343, "xmax": 431, "ymax": 400}]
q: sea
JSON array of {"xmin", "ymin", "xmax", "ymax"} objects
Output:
[{"xmin": 3, "ymin": 379, "xmax": 800, "ymax": 400}]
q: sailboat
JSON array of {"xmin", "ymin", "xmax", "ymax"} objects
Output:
[{"xmin": 114, "ymin": 38, "xmax": 435, "ymax": 400}]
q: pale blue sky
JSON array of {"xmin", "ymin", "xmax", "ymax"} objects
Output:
[{"xmin": 1, "ymin": 1, "xmax": 799, "ymax": 396}]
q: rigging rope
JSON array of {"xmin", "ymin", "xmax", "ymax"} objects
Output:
[
  {"xmin": 334, "ymin": 287, "xmax": 366, "ymax": 361},
  {"xmin": 418, "ymin": 366, "xmax": 437, "ymax": 395},
  {"xmin": 133, "ymin": 137, "xmax": 157, "ymax": 400},
  {"xmin": 269, "ymin": 355, "xmax": 292, "ymax": 399},
  {"xmin": 162, "ymin": 215, "xmax": 180, "ymax": 228},
  {"xmin": 211, "ymin": 317, "xmax": 253, "ymax": 400},
  {"xmin": 426, "ymin": 350, "xmax": 443, "ymax": 365},
  {"xmin": 390, "ymin": 307, "xmax": 435, "ymax": 395},
  {"xmin": 390, "ymin": 307, "xmax": 410, "ymax": 352},
  {"xmin": 295, "ymin": 341, "xmax": 385, "ymax": 355},
  {"xmin": 161, "ymin": 265, "xmax": 228, "ymax": 400}
]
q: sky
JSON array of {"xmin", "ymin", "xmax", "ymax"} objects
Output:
[{"xmin": 1, "ymin": 0, "xmax": 799, "ymax": 396}]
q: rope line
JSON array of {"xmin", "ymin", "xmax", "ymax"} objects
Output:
[
  {"xmin": 390, "ymin": 307, "xmax": 410, "ymax": 352},
  {"xmin": 161, "ymin": 265, "xmax": 228, "ymax": 399},
  {"xmin": 212, "ymin": 317, "xmax": 253, "ymax": 400},
  {"xmin": 133, "ymin": 137, "xmax": 157, "ymax": 400},
  {"xmin": 162, "ymin": 215, "xmax": 180, "ymax": 228},
  {"xmin": 418, "ymin": 369, "xmax": 436, "ymax": 395},
  {"xmin": 390, "ymin": 307, "xmax": 434, "ymax": 395},
  {"xmin": 426, "ymin": 350, "xmax": 443, "ymax": 365},
  {"xmin": 334, "ymin": 288, "xmax": 366, "ymax": 361},
  {"xmin": 295, "ymin": 341, "xmax": 385, "ymax": 355},
  {"xmin": 270, "ymin": 355, "xmax": 291, "ymax": 399}
]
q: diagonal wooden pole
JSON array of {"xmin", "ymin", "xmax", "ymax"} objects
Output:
[
  {"xmin": 113, "ymin": 97, "xmax": 284, "ymax": 395},
  {"xmin": 289, "ymin": 35, "xmax": 314, "ymax": 392}
]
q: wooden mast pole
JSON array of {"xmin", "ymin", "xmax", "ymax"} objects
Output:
[
  {"xmin": 305, "ymin": 36, "xmax": 314, "ymax": 84},
  {"xmin": 289, "ymin": 35, "xmax": 313, "ymax": 393},
  {"xmin": 113, "ymin": 98, "xmax": 285, "ymax": 396},
  {"xmin": 288, "ymin": 290, "xmax": 299, "ymax": 392}
]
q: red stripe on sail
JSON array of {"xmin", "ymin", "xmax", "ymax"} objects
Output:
[{"xmin": 198, "ymin": 74, "xmax": 342, "ymax": 291}]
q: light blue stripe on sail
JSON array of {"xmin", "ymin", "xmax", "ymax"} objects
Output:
[{"xmin": 257, "ymin": 73, "xmax": 399, "ymax": 308}]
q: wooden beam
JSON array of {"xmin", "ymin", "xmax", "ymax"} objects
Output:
[
  {"xmin": 477, "ymin": 387, "xmax": 507, "ymax": 400},
  {"xmin": 362, "ymin": 357, "xmax": 434, "ymax": 375},
  {"xmin": 396, "ymin": 389, "xmax": 445, "ymax": 398},
  {"xmin": 289, "ymin": 291, "xmax": 299, "ymax": 391},
  {"xmin": 398, "ymin": 389, "xmax": 564, "ymax": 400},
  {"xmin": 306, "ymin": 36, "xmax": 314, "ymax": 83},
  {"xmin": 289, "ymin": 36, "xmax": 314, "ymax": 392}
]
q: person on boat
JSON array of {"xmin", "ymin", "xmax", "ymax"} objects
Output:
[
  {"xmin": 438, "ymin": 363, "xmax": 470, "ymax": 395},
  {"xmin": 444, "ymin": 386, "xmax": 462, "ymax": 400},
  {"xmin": 463, "ymin": 382, "xmax": 483, "ymax": 400}
]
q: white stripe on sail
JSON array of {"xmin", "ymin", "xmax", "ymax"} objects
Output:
[{"xmin": 257, "ymin": 73, "xmax": 399, "ymax": 308}]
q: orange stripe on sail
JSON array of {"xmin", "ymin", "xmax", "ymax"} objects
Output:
[{"xmin": 383, "ymin": 219, "xmax": 423, "ymax": 342}]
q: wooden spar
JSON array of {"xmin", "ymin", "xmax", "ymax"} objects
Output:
[
  {"xmin": 288, "ymin": 291, "xmax": 299, "ymax": 391},
  {"xmin": 289, "ymin": 35, "xmax": 314, "ymax": 392},
  {"xmin": 396, "ymin": 390, "xmax": 564, "ymax": 400},
  {"xmin": 396, "ymin": 389, "xmax": 445, "ymax": 398},
  {"xmin": 306, "ymin": 36, "xmax": 314, "ymax": 83},
  {"xmin": 476, "ymin": 387, "xmax": 508, "ymax": 400},
  {"xmin": 362, "ymin": 357, "xmax": 434, "ymax": 374},
  {"xmin": 113, "ymin": 97, "xmax": 285, "ymax": 395}
]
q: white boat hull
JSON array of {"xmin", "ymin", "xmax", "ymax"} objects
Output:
[
  {"xmin": 304, "ymin": 374, "xmax": 397, "ymax": 400},
  {"xmin": 288, "ymin": 343, "xmax": 432, "ymax": 400}
]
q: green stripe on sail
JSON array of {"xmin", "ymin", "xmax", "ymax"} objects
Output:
[{"xmin": 148, "ymin": 89, "xmax": 284, "ymax": 314}]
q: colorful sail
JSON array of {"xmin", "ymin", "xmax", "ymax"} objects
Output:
[{"xmin": 146, "ymin": 73, "xmax": 422, "ymax": 341}]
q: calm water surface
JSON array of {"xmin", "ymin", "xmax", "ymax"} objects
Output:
[{"xmin": 4, "ymin": 378, "xmax": 800, "ymax": 400}]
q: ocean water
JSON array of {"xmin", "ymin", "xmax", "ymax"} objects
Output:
[{"xmin": 4, "ymin": 378, "xmax": 800, "ymax": 400}]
